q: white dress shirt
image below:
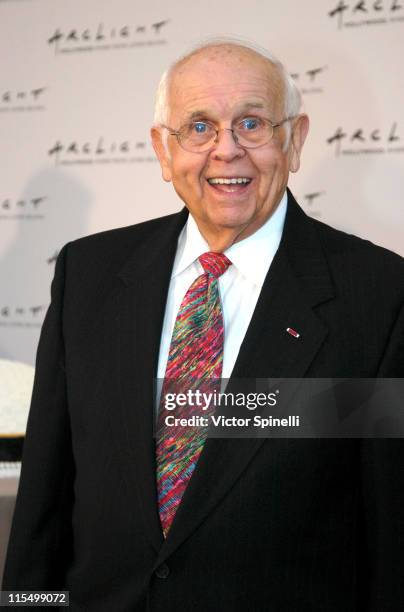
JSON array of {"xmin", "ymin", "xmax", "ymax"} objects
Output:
[{"xmin": 157, "ymin": 191, "xmax": 288, "ymax": 382}]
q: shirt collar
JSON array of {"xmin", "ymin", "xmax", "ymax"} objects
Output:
[{"xmin": 172, "ymin": 191, "xmax": 288, "ymax": 285}]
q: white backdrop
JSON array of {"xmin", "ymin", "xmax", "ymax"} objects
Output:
[{"xmin": 1, "ymin": 0, "xmax": 403, "ymax": 367}]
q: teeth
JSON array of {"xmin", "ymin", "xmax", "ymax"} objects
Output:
[{"xmin": 208, "ymin": 177, "xmax": 251, "ymax": 185}]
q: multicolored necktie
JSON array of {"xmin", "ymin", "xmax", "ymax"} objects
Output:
[{"xmin": 156, "ymin": 251, "xmax": 232, "ymax": 537}]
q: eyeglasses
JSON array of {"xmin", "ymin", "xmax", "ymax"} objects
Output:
[{"xmin": 161, "ymin": 116, "xmax": 297, "ymax": 153}]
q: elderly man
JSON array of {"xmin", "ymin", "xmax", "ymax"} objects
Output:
[{"xmin": 3, "ymin": 40, "xmax": 404, "ymax": 611}]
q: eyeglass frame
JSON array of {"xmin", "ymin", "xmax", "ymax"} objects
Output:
[{"xmin": 159, "ymin": 115, "xmax": 298, "ymax": 153}]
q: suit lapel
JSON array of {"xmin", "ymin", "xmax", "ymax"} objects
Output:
[
  {"xmin": 114, "ymin": 210, "xmax": 188, "ymax": 553},
  {"xmin": 155, "ymin": 191, "xmax": 336, "ymax": 564},
  {"xmin": 233, "ymin": 189, "xmax": 335, "ymax": 380}
]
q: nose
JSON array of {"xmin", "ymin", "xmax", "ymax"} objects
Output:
[{"xmin": 210, "ymin": 127, "xmax": 245, "ymax": 161}]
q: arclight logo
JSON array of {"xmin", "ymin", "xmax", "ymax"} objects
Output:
[
  {"xmin": 302, "ymin": 191, "xmax": 326, "ymax": 219},
  {"xmin": 329, "ymin": 0, "xmax": 404, "ymax": 29},
  {"xmin": 0, "ymin": 87, "xmax": 47, "ymax": 112},
  {"xmin": 290, "ymin": 66, "xmax": 328, "ymax": 94},
  {"xmin": 0, "ymin": 304, "xmax": 46, "ymax": 329},
  {"xmin": 47, "ymin": 138, "xmax": 157, "ymax": 166},
  {"xmin": 327, "ymin": 122, "xmax": 403, "ymax": 156},
  {"xmin": 47, "ymin": 20, "xmax": 169, "ymax": 55},
  {"xmin": 0, "ymin": 196, "xmax": 47, "ymax": 220}
]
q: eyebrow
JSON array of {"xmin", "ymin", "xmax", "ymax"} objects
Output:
[{"xmin": 183, "ymin": 102, "xmax": 268, "ymax": 122}]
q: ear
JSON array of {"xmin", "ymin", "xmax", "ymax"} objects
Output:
[
  {"xmin": 289, "ymin": 114, "xmax": 310, "ymax": 173},
  {"xmin": 151, "ymin": 127, "xmax": 172, "ymax": 182}
]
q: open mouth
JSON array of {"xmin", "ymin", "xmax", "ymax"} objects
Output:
[{"xmin": 207, "ymin": 177, "xmax": 253, "ymax": 193}]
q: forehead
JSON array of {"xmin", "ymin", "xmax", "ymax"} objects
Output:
[{"xmin": 168, "ymin": 46, "xmax": 284, "ymax": 122}]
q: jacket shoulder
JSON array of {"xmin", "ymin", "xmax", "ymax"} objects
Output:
[
  {"xmin": 53, "ymin": 211, "xmax": 186, "ymax": 297},
  {"xmin": 59, "ymin": 211, "xmax": 183, "ymax": 273},
  {"xmin": 310, "ymin": 215, "xmax": 403, "ymax": 282},
  {"xmin": 68, "ymin": 211, "xmax": 181, "ymax": 255}
]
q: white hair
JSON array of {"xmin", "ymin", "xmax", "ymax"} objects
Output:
[{"xmin": 153, "ymin": 37, "xmax": 303, "ymax": 151}]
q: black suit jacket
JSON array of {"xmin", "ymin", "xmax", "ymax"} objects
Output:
[{"xmin": 3, "ymin": 191, "xmax": 404, "ymax": 611}]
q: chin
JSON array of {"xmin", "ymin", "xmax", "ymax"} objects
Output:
[
  {"xmin": 206, "ymin": 203, "xmax": 253, "ymax": 224},
  {"xmin": 212, "ymin": 210, "xmax": 256, "ymax": 230}
]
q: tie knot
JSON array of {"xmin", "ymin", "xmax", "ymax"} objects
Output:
[{"xmin": 199, "ymin": 251, "xmax": 232, "ymax": 278}]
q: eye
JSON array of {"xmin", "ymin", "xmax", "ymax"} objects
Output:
[
  {"xmin": 239, "ymin": 117, "xmax": 262, "ymax": 131},
  {"xmin": 192, "ymin": 121, "xmax": 209, "ymax": 134}
]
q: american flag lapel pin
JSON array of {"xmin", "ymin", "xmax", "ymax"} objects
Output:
[{"xmin": 286, "ymin": 327, "xmax": 300, "ymax": 339}]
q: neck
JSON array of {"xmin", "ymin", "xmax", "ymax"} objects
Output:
[
  {"xmin": 195, "ymin": 213, "xmax": 276, "ymax": 253},
  {"xmin": 205, "ymin": 228, "xmax": 245, "ymax": 252}
]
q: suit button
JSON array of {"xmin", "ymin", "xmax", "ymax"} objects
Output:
[{"xmin": 155, "ymin": 563, "xmax": 170, "ymax": 579}]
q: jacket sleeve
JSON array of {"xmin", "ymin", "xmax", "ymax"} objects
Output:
[
  {"xmin": 359, "ymin": 302, "xmax": 404, "ymax": 610},
  {"xmin": 2, "ymin": 244, "xmax": 75, "ymax": 589}
]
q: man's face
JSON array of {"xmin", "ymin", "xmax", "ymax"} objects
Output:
[{"xmin": 152, "ymin": 47, "xmax": 309, "ymax": 247}]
